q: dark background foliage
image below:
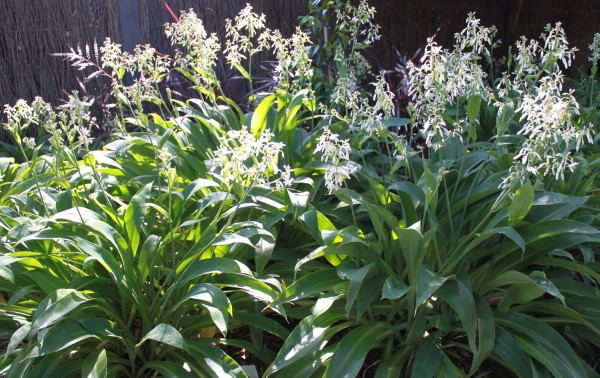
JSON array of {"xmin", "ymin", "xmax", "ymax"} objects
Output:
[{"xmin": 1, "ymin": 0, "xmax": 599, "ymax": 106}]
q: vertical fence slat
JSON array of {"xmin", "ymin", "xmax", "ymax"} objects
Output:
[{"xmin": 119, "ymin": 0, "xmax": 142, "ymax": 51}]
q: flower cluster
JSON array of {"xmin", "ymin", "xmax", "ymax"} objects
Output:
[
  {"xmin": 58, "ymin": 92, "xmax": 97, "ymax": 149},
  {"xmin": 408, "ymin": 15, "xmax": 493, "ymax": 147},
  {"xmin": 330, "ymin": 72, "xmax": 395, "ymax": 135},
  {"xmin": 164, "ymin": 9, "xmax": 221, "ymax": 84},
  {"xmin": 315, "ymin": 128, "xmax": 361, "ymax": 193},
  {"xmin": 501, "ymin": 72, "xmax": 593, "ymax": 189},
  {"xmin": 501, "ymin": 23, "xmax": 577, "ymax": 97},
  {"xmin": 2, "ymin": 93, "xmax": 96, "ymax": 151},
  {"xmin": 271, "ymin": 28, "xmax": 313, "ymax": 93},
  {"xmin": 206, "ymin": 127, "xmax": 292, "ymax": 190},
  {"xmin": 335, "ymin": 0, "xmax": 381, "ymax": 47},
  {"xmin": 540, "ymin": 22, "xmax": 577, "ymax": 69},
  {"xmin": 224, "ymin": 4, "xmax": 271, "ymax": 70},
  {"xmin": 589, "ymin": 33, "xmax": 600, "ymax": 68},
  {"xmin": 454, "ymin": 12, "xmax": 498, "ymax": 56},
  {"xmin": 100, "ymin": 39, "xmax": 170, "ymax": 108},
  {"xmin": 3, "ymin": 99, "xmax": 34, "ymax": 137}
]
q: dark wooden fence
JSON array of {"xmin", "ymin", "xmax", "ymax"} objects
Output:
[{"xmin": 1, "ymin": 0, "xmax": 599, "ymax": 106}]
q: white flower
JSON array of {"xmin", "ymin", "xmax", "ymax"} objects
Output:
[
  {"xmin": 224, "ymin": 4, "xmax": 270, "ymax": 69},
  {"xmin": 541, "ymin": 22, "xmax": 577, "ymax": 69},
  {"xmin": 589, "ymin": 33, "xmax": 600, "ymax": 67},
  {"xmin": 408, "ymin": 22, "xmax": 489, "ymax": 146},
  {"xmin": 315, "ymin": 128, "xmax": 360, "ymax": 193},
  {"xmin": 207, "ymin": 126, "xmax": 290, "ymax": 190},
  {"xmin": 454, "ymin": 12, "xmax": 498, "ymax": 56},
  {"xmin": 23, "ymin": 137, "xmax": 36, "ymax": 150},
  {"xmin": 164, "ymin": 9, "xmax": 220, "ymax": 83},
  {"xmin": 58, "ymin": 91, "xmax": 97, "ymax": 148},
  {"xmin": 271, "ymin": 28, "xmax": 313, "ymax": 92},
  {"xmin": 335, "ymin": 0, "xmax": 381, "ymax": 47},
  {"xmin": 502, "ymin": 72, "xmax": 594, "ymax": 189},
  {"xmin": 3, "ymin": 99, "xmax": 33, "ymax": 135},
  {"xmin": 100, "ymin": 38, "xmax": 133, "ymax": 74}
]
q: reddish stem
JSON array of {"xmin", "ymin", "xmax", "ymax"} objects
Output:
[{"xmin": 163, "ymin": 2, "xmax": 180, "ymax": 22}]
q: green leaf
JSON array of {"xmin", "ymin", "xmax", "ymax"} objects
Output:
[
  {"xmin": 410, "ymin": 336, "xmax": 442, "ymax": 378},
  {"xmin": 493, "ymin": 327, "xmax": 532, "ymax": 377},
  {"xmin": 397, "ymin": 225, "xmax": 424, "ymax": 286},
  {"xmin": 337, "ymin": 262, "xmax": 373, "ymax": 315},
  {"xmin": 470, "ymin": 297, "xmax": 495, "ymax": 374},
  {"xmin": 82, "ymin": 349, "xmax": 108, "ymax": 378},
  {"xmin": 266, "ymin": 315, "xmax": 330, "ymax": 375},
  {"xmin": 187, "ymin": 340, "xmax": 249, "ymax": 378},
  {"xmin": 139, "ymin": 235, "xmax": 161, "ymax": 282},
  {"xmin": 495, "ymin": 103, "xmax": 514, "ymax": 135},
  {"xmin": 274, "ymin": 270, "xmax": 343, "ymax": 305},
  {"xmin": 508, "ymin": 183, "xmax": 534, "ymax": 226},
  {"xmin": 299, "ymin": 210, "xmax": 337, "ymax": 245},
  {"xmin": 182, "ymin": 178, "xmax": 219, "ymax": 202},
  {"xmin": 30, "ymin": 289, "xmax": 90, "ymax": 333},
  {"xmin": 436, "ymin": 354, "xmax": 464, "ymax": 378},
  {"xmin": 6, "ymin": 323, "xmax": 31, "ymax": 355},
  {"xmin": 251, "ymin": 95, "xmax": 276, "ymax": 137},
  {"xmin": 382, "ymin": 277, "xmax": 410, "ymax": 300},
  {"xmin": 142, "ymin": 361, "xmax": 195, "ymax": 378},
  {"xmin": 415, "ymin": 267, "xmax": 448, "ymax": 313},
  {"xmin": 232, "ymin": 313, "xmax": 290, "ymax": 340},
  {"xmin": 325, "ymin": 323, "xmax": 387, "ymax": 378},
  {"xmin": 497, "ymin": 313, "xmax": 587, "ymax": 377},
  {"xmin": 176, "ymin": 283, "xmax": 231, "ymax": 336},
  {"xmin": 438, "ymin": 279, "xmax": 476, "ymax": 349},
  {"xmin": 30, "ymin": 319, "xmax": 115, "ymax": 357},
  {"xmin": 124, "ymin": 183, "xmax": 152, "ymax": 255},
  {"xmin": 137, "ymin": 324, "xmax": 185, "ymax": 350},
  {"xmin": 467, "ymin": 95, "xmax": 482, "ymax": 123}
]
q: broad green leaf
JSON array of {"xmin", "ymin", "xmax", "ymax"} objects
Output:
[
  {"xmin": 398, "ymin": 224, "xmax": 424, "ymax": 286},
  {"xmin": 467, "ymin": 95, "xmax": 482, "ymax": 124},
  {"xmin": 415, "ymin": 267, "xmax": 448, "ymax": 312},
  {"xmin": 6, "ymin": 323, "xmax": 31, "ymax": 355},
  {"xmin": 508, "ymin": 183, "xmax": 534, "ymax": 226},
  {"xmin": 187, "ymin": 339, "xmax": 249, "ymax": 378},
  {"xmin": 82, "ymin": 349, "xmax": 108, "ymax": 378},
  {"xmin": 325, "ymin": 323, "xmax": 387, "ymax": 378},
  {"xmin": 382, "ymin": 277, "xmax": 410, "ymax": 300},
  {"xmin": 299, "ymin": 210, "xmax": 337, "ymax": 245},
  {"xmin": 232, "ymin": 313, "xmax": 290, "ymax": 340},
  {"xmin": 30, "ymin": 289, "xmax": 90, "ymax": 333},
  {"xmin": 208, "ymin": 273, "xmax": 279, "ymax": 303},
  {"xmin": 175, "ymin": 258, "xmax": 252, "ymax": 287},
  {"xmin": 495, "ymin": 103, "xmax": 514, "ymax": 135},
  {"xmin": 137, "ymin": 324, "xmax": 185, "ymax": 350},
  {"xmin": 30, "ymin": 319, "xmax": 114, "ymax": 357},
  {"xmin": 337, "ymin": 262, "xmax": 373, "ymax": 315},
  {"xmin": 251, "ymin": 95, "xmax": 276, "ymax": 137},
  {"xmin": 436, "ymin": 354, "xmax": 464, "ymax": 378},
  {"xmin": 139, "ymin": 235, "xmax": 161, "ymax": 282},
  {"xmin": 497, "ymin": 313, "xmax": 586, "ymax": 377},
  {"xmin": 182, "ymin": 178, "xmax": 219, "ymax": 202},
  {"xmin": 493, "ymin": 327, "xmax": 532, "ymax": 378},
  {"xmin": 176, "ymin": 283, "xmax": 231, "ymax": 336},
  {"xmin": 274, "ymin": 269, "xmax": 343, "ymax": 305},
  {"xmin": 438, "ymin": 279, "xmax": 476, "ymax": 349},
  {"xmin": 266, "ymin": 316, "xmax": 330, "ymax": 375},
  {"xmin": 410, "ymin": 336, "xmax": 442, "ymax": 378},
  {"xmin": 124, "ymin": 183, "xmax": 152, "ymax": 255},
  {"xmin": 142, "ymin": 361, "xmax": 195, "ymax": 378},
  {"xmin": 470, "ymin": 297, "xmax": 495, "ymax": 374}
]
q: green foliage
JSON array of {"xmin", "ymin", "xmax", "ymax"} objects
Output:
[{"xmin": 0, "ymin": 3, "xmax": 599, "ymax": 378}]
